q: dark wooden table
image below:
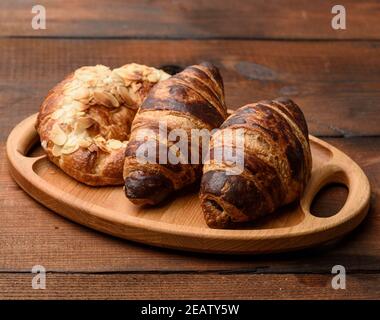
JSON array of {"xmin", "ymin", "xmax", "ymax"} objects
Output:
[{"xmin": 1, "ymin": 0, "xmax": 379, "ymax": 299}]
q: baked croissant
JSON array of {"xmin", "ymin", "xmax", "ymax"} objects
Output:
[
  {"xmin": 200, "ymin": 98, "xmax": 312, "ymax": 228},
  {"xmin": 123, "ymin": 62, "xmax": 228, "ymax": 205},
  {"xmin": 36, "ymin": 63, "xmax": 170, "ymax": 186}
]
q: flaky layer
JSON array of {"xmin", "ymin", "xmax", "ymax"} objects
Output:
[
  {"xmin": 200, "ymin": 98, "xmax": 312, "ymax": 228},
  {"xmin": 123, "ymin": 62, "xmax": 227, "ymax": 205}
]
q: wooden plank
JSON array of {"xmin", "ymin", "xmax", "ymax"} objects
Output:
[
  {"xmin": 1, "ymin": 0, "xmax": 380, "ymax": 39},
  {"xmin": 1, "ymin": 39, "xmax": 380, "ymax": 139},
  {"xmin": 0, "ymin": 137, "xmax": 379, "ymax": 273},
  {"xmin": 0, "ymin": 273, "xmax": 379, "ymax": 299}
]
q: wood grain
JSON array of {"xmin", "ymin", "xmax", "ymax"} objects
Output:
[
  {"xmin": 1, "ymin": 39, "xmax": 380, "ymax": 140},
  {"xmin": 1, "ymin": 0, "xmax": 380, "ymax": 39},
  {"xmin": 0, "ymin": 273, "xmax": 379, "ymax": 299},
  {"xmin": 1, "ymin": 137, "xmax": 379, "ymax": 272}
]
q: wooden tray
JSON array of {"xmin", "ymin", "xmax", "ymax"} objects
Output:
[{"xmin": 7, "ymin": 114, "xmax": 371, "ymax": 254}]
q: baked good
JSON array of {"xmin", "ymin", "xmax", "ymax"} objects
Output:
[
  {"xmin": 123, "ymin": 62, "xmax": 228, "ymax": 205},
  {"xmin": 200, "ymin": 98, "xmax": 312, "ymax": 228},
  {"xmin": 36, "ymin": 63, "xmax": 170, "ymax": 186}
]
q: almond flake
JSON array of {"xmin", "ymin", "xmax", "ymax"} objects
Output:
[
  {"xmin": 123, "ymin": 79, "xmax": 132, "ymax": 87},
  {"xmin": 147, "ymin": 71, "xmax": 159, "ymax": 83},
  {"xmin": 51, "ymin": 109, "xmax": 65, "ymax": 120},
  {"xmin": 75, "ymin": 117, "xmax": 95, "ymax": 131},
  {"xmin": 51, "ymin": 123, "xmax": 67, "ymax": 146},
  {"xmin": 160, "ymin": 71, "xmax": 171, "ymax": 81},
  {"xmin": 64, "ymin": 135, "xmax": 79, "ymax": 148},
  {"xmin": 107, "ymin": 139, "xmax": 124, "ymax": 150},
  {"xmin": 79, "ymin": 139, "xmax": 92, "ymax": 148},
  {"xmin": 61, "ymin": 144, "xmax": 79, "ymax": 155},
  {"xmin": 131, "ymin": 82, "xmax": 142, "ymax": 93},
  {"xmin": 71, "ymin": 87, "xmax": 90, "ymax": 100},
  {"xmin": 93, "ymin": 91, "xmax": 119, "ymax": 108},
  {"xmin": 117, "ymin": 86, "xmax": 134, "ymax": 105},
  {"xmin": 52, "ymin": 145, "xmax": 62, "ymax": 157},
  {"xmin": 77, "ymin": 102, "xmax": 89, "ymax": 111}
]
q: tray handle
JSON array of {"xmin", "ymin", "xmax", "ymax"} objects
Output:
[{"xmin": 301, "ymin": 139, "xmax": 370, "ymax": 224}]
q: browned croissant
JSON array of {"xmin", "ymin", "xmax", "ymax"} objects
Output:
[
  {"xmin": 36, "ymin": 64, "xmax": 170, "ymax": 186},
  {"xmin": 200, "ymin": 98, "xmax": 312, "ymax": 228},
  {"xmin": 123, "ymin": 62, "xmax": 228, "ymax": 205}
]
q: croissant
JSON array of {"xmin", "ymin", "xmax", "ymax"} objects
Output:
[
  {"xmin": 36, "ymin": 63, "xmax": 170, "ymax": 186},
  {"xmin": 123, "ymin": 62, "xmax": 228, "ymax": 205},
  {"xmin": 200, "ymin": 98, "xmax": 312, "ymax": 228}
]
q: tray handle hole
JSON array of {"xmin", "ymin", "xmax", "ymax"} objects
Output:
[
  {"xmin": 24, "ymin": 140, "xmax": 46, "ymax": 158},
  {"xmin": 310, "ymin": 183, "xmax": 348, "ymax": 218},
  {"xmin": 14, "ymin": 126, "xmax": 44, "ymax": 158}
]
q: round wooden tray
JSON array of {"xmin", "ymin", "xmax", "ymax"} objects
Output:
[{"xmin": 7, "ymin": 114, "xmax": 371, "ymax": 254}]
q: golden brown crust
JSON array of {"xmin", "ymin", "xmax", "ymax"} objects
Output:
[
  {"xmin": 200, "ymin": 98, "xmax": 312, "ymax": 228},
  {"xmin": 36, "ymin": 64, "xmax": 170, "ymax": 186},
  {"xmin": 123, "ymin": 62, "xmax": 227, "ymax": 205}
]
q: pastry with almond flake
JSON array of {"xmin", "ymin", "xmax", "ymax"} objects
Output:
[{"xmin": 36, "ymin": 64, "xmax": 170, "ymax": 185}]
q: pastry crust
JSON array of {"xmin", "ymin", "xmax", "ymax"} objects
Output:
[
  {"xmin": 36, "ymin": 64, "xmax": 170, "ymax": 186},
  {"xmin": 123, "ymin": 62, "xmax": 228, "ymax": 205},
  {"xmin": 200, "ymin": 98, "xmax": 312, "ymax": 228}
]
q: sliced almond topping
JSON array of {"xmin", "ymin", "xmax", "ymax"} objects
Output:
[
  {"xmin": 126, "ymin": 73, "xmax": 141, "ymax": 81},
  {"xmin": 79, "ymin": 96, "xmax": 92, "ymax": 105},
  {"xmin": 50, "ymin": 123, "xmax": 67, "ymax": 146},
  {"xmin": 114, "ymin": 66, "xmax": 141, "ymax": 81},
  {"xmin": 76, "ymin": 102, "xmax": 89, "ymax": 111},
  {"xmin": 107, "ymin": 139, "xmax": 124, "ymax": 150},
  {"xmin": 123, "ymin": 79, "xmax": 132, "ymax": 87},
  {"xmin": 79, "ymin": 139, "xmax": 92, "ymax": 148},
  {"xmin": 117, "ymin": 86, "xmax": 135, "ymax": 105},
  {"xmin": 64, "ymin": 135, "xmax": 79, "ymax": 148},
  {"xmin": 93, "ymin": 91, "xmax": 120, "ymax": 108},
  {"xmin": 131, "ymin": 82, "xmax": 142, "ymax": 93},
  {"xmin": 103, "ymin": 77, "xmax": 113, "ymax": 85},
  {"xmin": 51, "ymin": 108, "xmax": 65, "ymax": 120},
  {"xmin": 71, "ymin": 87, "xmax": 90, "ymax": 100},
  {"xmin": 51, "ymin": 144, "xmax": 62, "ymax": 157},
  {"xmin": 61, "ymin": 144, "xmax": 79, "ymax": 155},
  {"xmin": 106, "ymin": 92, "xmax": 120, "ymax": 107},
  {"xmin": 63, "ymin": 80, "xmax": 81, "ymax": 93},
  {"xmin": 94, "ymin": 65, "xmax": 110, "ymax": 75},
  {"xmin": 70, "ymin": 100, "xmax": 84, "ymax": 110},
  {"xmin": 93, "ymin": 135, "xmax": 109, "ymax": 152},
  {"xmin": 93, "ymin": 135, "xmax": 106, "ymax": 144},
  {"xmin": 142, "ymin": 67, "xmax": 151, "ymax": 77},
  {"xmin": 86, "ymin": 78, "xmax": 98, "ymax": 87},
  {"xmin": 76, "ymin": 117, "xmax": 95, "ymax": 131},
  {"xmin": 98, "ymin": 144, "xmax": 110, "ymax": 153},
  {"xmin": 160, "ymin": 71, "xmax": 171, "ymax": 81},
  {"xmin": 110, "ymin": 72, "xmax": 123, "ymax": 83},
  {"xmin": 75, "ymin": 72, "xmax": 93, "ymax": 83},
  {"xmin": 88, "ymin": 144, "xmax": 98, "ymax": 152},
  {"xmin": 147, "ymin": 71, "xmax": 159, "ymax": 83}
]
